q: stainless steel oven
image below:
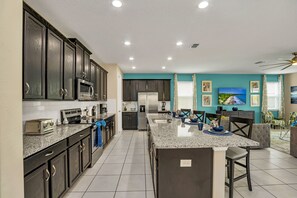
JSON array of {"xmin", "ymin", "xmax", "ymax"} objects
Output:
[
  {"xmin": 77, "ymin": 79, "xmax": 94, "ymax": 100},
  {"xmin": 91, "ymin": 124, "xmax": 103, "ymax": 166}
]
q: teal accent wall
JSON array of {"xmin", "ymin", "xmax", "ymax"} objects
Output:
[{"xmin": 123, "ymin": 73, "xmax": 279, "ymax": 123}]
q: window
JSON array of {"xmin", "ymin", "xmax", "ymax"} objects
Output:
[
  {"xmin": 177, "ymin": 81, "xmax": 193, "ymax": 110},
  {"xmin": 267, "ymin": 82, "xmax": 280, "ymax": 110}
]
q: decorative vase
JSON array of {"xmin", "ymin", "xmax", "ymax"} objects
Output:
[{"xmin": 232, "ymin": 107, "xmax": 238, "ymax": 111}]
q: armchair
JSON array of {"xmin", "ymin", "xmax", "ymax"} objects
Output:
[{"xmin": 262, "ymin": 111, "xmax": 285, "ymax": 129}]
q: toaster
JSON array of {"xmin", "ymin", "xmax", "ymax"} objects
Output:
[{"xmin": 25, "ymin": 119, "xmax": 55, "ymax": 135}]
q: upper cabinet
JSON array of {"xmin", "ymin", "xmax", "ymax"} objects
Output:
[
  {"xmin": 47, "ymin": 29, "xmax": 64, "ymax": 100},
  {"xmin": 90, "ymin": 59, "xmax": 108, "ymax": 101},
  {"xmin": 23, "ymin": 11, "xmax": 46, "ymax": 99},
  {"xmin": 63, "ymin": 41, "xmax": 76, "ymax": 100},
  {"xmin": 68, "ymin": 38, "xmax": 92, "ymax": 81},
  {"xmin": 123, "ymin": 80, "xmax": 171, "ymax": 101}
]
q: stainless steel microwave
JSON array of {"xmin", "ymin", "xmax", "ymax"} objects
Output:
[{"xmin": 77, "ymin": 79, "xmax": 94, "ymax": 100}]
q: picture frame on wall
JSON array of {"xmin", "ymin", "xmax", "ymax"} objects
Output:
[
  {"xmin": 291, "ymin": 86, "xmax": 297, "ymax": 104},
  {"xmin": 250, "ymin": 94, "xmax": 260, "ymax": 107},
  {"xmin": 202, "ymin": 95, "xmax": 212, "ymax": 107},
  {"xmin": 250, "ymin": 81, "xmax": 260, "ymax": 93},
  {"xmin": 202, "ymin": 81, "xmax": 212, "ymax": 93}
]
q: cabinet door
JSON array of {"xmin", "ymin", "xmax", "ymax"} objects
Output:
[
  {"xmin": 131, "ymin": 113, "xmax": 138, "ymax": 129},
  {"xmin": 123, "ymin": 80, "xmax": 131, "ymax": 101},
  {"xmin": 68, "ymin": 142, "xmax": 81, "ymax": 186},
  {"xmin": 137, "ymin": 80, "xmax": 146, "ymax": 92},
  {"xmin": 47, "ymin": 29, "xmax": 63, "ymax": 100},
  {"xmin": 131, "ymin": 80, "xmax": 138, "ymax": 101},
  {"xmin": 163, "ymin": 80, "xmax": 171, "ymax": 101},
  {"xmin": 82, "ymin": 136, "xmax": 91, "ymax": 171},
  {"xmin": 94, "ymin": 66, "xmax": 100, "ymax": 100},
  {"xmin": 157, "ymin": 80, "xmax": 164, "ymax": 101},
  {"xmin": 23, "ymin": 11, "xmax": 46, "ymax": 99},
  {"xmin": 84, "ymin": 51, "xmax": 91, "ymax": 81},
  {"xmin": 100, "ymin": 69, "xmax": 104, "ymax": 101},
  {"xmin": 50, "ymin": 151, "xmax": 68, "ymax": 198},
  {"xmin": 146, "ymin": 80, "xmax": 157, "ymax": 92},
  {"xmin": 24, "ymin": 163, "xmax": 49, "ymax": 198},
  {"xmin": 90, "ymin": 61, "xmax": 96, "ymax": 84},
  {"xmin": 63, "ymin": 42, "xmax": 75, "ymax": 100},
  {"xmin": 103, "ymin": 71, "xmax": 107, "ymax": 101},
  {"xmin": 122, "ymin": 113, "xmax": 130, "ymax": 130},
  {"xmin": 75, "ymin": 44, "xmax": 84, "ymax": 79}
]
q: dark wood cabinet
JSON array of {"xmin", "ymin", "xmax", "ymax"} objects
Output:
[
  {"xmin": 163, "ymin": 80, "xmax": 171, "ymax": 101},
  {"xmin": 122, "ymin": 112, "xmax": 138, "ymax": 130},
  {"xmin": 82, "ymin": 136, "xmax": 91, "ymax": 171},
  {"xmin": 63, "ymin": 42, "xmax": 75, "ymax": 100},
  {"xmin": 90, "ymin": 61, "xmax": 96, "ymax": 84},
  {"xmin": 103, "ymin": 116, "xmax": 116, "ymax": 146},
  {"xmin": 103, "ymin": 70, "xmax": 107, "ymax": 101},
  {"xmin": 47, "ymin": 29, "xmax": 64, "ymax": 100},
  {"xmin": 24, "ymin": 164, "xmax": 49, "ymax": 198},
  {"xmin": 68, "ymin": 142, "xmax": 81, "ymax": 186},
  {"xmin": 91, "ymin": 60, "xmax": 107, "ymax": 101},
  {"xmin": 49, "ymin": 151, "xmax": 68, "ymax": 198},
  {"xmin": 123, "ymin": 80, "xmax": 171, "ymax": 102},
  {"xmin": 84, "ymin": 51, "xmax": 91, "ymax": 81},
  {"xmin": 23, "ymin": 11, "xmax": 46, "ymax": 99},
  {"xmin": 69, "ymin": 38, "xmax": 92, "ymax": 81}
]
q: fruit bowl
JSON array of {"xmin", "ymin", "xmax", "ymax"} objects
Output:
[{"xmin": 213, "ymin": 126, "xmax": 224, "ymax": 132}]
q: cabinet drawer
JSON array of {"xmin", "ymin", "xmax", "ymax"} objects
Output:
[
  {"xmin": 68, "ymin": 128, "xmax": 90, "ymax": 147},
  {"xmin": 24, "ymin": 139, "xmax": 67, "ymax": 175}
]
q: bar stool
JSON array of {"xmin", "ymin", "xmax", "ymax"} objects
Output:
[
  {"xmin": 225, "ymin": 117, "xmax": 254, "ymax": 198},
  {"xmin": 180, "ymin": 109, "xmax": 191, "ymax": 117},
  {"xmin": 205, "ymin": 113, "xmax": 221, "ymax": 125},
  {"xmin": 193, "ymin": 110, "xmax": 205, "ymax": 122}
]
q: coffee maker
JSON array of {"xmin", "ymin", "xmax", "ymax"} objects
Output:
[{"xmin": 99, "ymin": 104, "xmax": 107, "ymax": 114}]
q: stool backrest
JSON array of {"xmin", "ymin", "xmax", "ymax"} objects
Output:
[
  {"xmin": 180, "ymin": 109, "xmax": 191, "ymax": 117},
  {"xmin": 229, "ymin": 117, "xmax": 253, "ymax": 139},
  {"xmin": 193, "ymin": 110, "xmax": 205, "ymax": 122},
  {"xmin": 205, "ymin": 113, "xmax": 221, "ymax": 125}
]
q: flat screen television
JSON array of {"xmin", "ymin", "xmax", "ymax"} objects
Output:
[{"xmin": 218, "ymin": 88, "xmax": 246, "ymax": 105}]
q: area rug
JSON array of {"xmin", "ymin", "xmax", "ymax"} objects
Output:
[{"xmin": 270, "ymin": 129, "xmax": 290, "ymax": 154}]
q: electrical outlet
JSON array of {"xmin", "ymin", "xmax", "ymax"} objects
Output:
[{"xmin": 180, "ymin": 159, "xmax": 192, "ymax": 167}]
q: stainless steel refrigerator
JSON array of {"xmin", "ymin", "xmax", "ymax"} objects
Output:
[{"xmin": 138, "ymin": 92, "xmax": 158, "ymax": 130}]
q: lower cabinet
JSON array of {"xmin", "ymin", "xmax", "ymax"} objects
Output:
[
  {"xmin": 103, "ymin": 115, "xmax": 116, "ymax": 147},
  {"xmin": 122, "ymin": 112, "xmax": 138, "ymax": 130},
  {"xmin": 24, "ymin": 128, "xmax": 91, "ymax": 198}
]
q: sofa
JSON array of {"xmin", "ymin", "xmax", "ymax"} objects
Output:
[{"xmin": 221, "ymin": 117, "xmax": 271, "ymax": 149}]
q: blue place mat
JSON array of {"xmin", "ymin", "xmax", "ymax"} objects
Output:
[
  {"xmin": 203, "ymin": 130, "xmax": 233, "ymax": 136},
  {"xmin": 184, "ymin": 121, "xmax": 198, "ymax": 125}
]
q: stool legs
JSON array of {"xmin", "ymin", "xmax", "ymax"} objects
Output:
[{"xmin": 229, "ymin": 160, "xmax": 234, "ymax": 198}]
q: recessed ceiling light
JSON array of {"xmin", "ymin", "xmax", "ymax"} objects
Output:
[
  {"xmin": 198, "ymin": 1, "xmax": 209, "ymax": 9},
  {"xmin": 129, "ymin": 57, "xmax": 134, "ymax": 61},
  {"xmin": 112, "ymin": 0, "xmax": 122, "ymax": 8},
  {"xmin": 167, "ymin": 57, "xmax": 172, "ymax": 61},
  {"xmin": 176, "ymin": 41, "xmax": 183, "ymax": 46},
  {"xmin": 132, "ymin": 66, "xmax": 136, "ymax": 69},
  {"xmin": 162, "ymin": 66, "xmax": 166, "ymax": 70},
  {"xmin": 124, "ymin": 41, "xmax": 131, "ymax": 46}
]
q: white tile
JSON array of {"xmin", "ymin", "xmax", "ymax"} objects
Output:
[
  {"xmin": 87, "ymin": 175, "xmax": 120, "ymax": 192},
  {"xmin": 97, "ymin": 155, "xmax": 108, "ymax": 164},
  {"xmin": 125, "ymin": 155, "xmax": 145, "ymax": 164},
  {"xmin": 264, "ymin": 169, "xmax": 297, "ymax": 184},
  {"xmin": 146, "ymin": 175, "xmax": 154, "ymax": 191},
  {"xmin": 115, "ymin": 191, "xmax": 146, "ymax": 198},
  {"xmin": 235, "ymin": 186, "xmax": 274, "ymax": 198},
  {"xmin": 105, "ymin": 155, "xmax": 126, "ymax": 164},
  {"xmin": 263, "ymin": 185, "xmax": 297, "ymax": 198},
  {"xmin": 84, "ymin": 163, "xmax": 103, "ymax": 176},
  {"xmin": 97, "ymin": 163, "xmax": 123, "ymax": 175},
  {"xmin": 70, "ymin": 176, "xmax": 94, "ymax": 192},
  {"xmin": 83, "ymin": 192, "xmax": 115, "ymax": 198},
  {"xmin": 117, "ymin": 175, "xmax": 146, "ymax": 191},
  {"xmin": 109, "ymin": 149, "xmax": 128, "ymax": 156},
  {"xmin": 287, "ymin": 169, "xmax": 297, "ymax": 175},
  {"xmin": 64, "ymin": 192, "xmax": 84, "ymax": 198},
  {"xmin": 290, "ymin": 184, "xmax": 297, "ymax": 190},
  {"xmin": 250, "ymin": 170, "xmax": 283, "ymax": 185},
  {"xmin": 251, "ymin": 159, "xmax": 280, "ymax": 170},
  {"xmin": 122, "ymin": 163, "xmax": 145, "ymax": 175},
  {"xmin": 224, "ymin": 187, "xmax": 242, "ymax": 198},
  {"xmin": 127, "ymin": 148, "xmax": 145, "ymax": 155},
  {"xmin": 146, "ymin": 191, "xmax": 155, "ymax": 198},
  {"xmin": 266, "ymin": 158, "xmax": 297, "ymax": 169}
]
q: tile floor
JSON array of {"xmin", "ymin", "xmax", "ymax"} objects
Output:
[{"xmin": 64, "ymin": 130, "xmax": 297, "ymax": 198}]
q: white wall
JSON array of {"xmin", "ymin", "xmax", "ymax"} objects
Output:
[{"xmin": 0, "ymin": 0, "xmax": 24, "ymax": 197}]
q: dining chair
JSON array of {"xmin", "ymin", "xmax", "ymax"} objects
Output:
[
  {"xmin": 205, "ymin": 113, "xmax": 221, "ymax": 125},
  {"xmin": 180, "ymin": 109, "xmax": 191, "ymax": 117},
  {"xmin": 225, "ymin": 117, "xmax": 254, "ymax": 198},
  {"xmin": 193, "ymin": 110, "xmax": 205, "ymax": 122}
]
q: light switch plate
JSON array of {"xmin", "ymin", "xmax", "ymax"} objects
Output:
[{"xmin": 180, "ymin": 159, "xmax": 192, "ymax": 167}]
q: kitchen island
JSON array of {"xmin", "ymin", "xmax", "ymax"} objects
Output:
[{"xmin": 147, "ymin": 114, "xmax": 259, "ymax": 198}]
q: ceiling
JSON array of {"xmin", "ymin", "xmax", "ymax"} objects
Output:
[{"xmin": 25, "ymin": 0, "xmax": 297, "ymax": 74}]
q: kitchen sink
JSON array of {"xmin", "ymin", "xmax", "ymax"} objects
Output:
[{"xmin": 152, "ymin": 118, "xmax": 172, "ymax": 124}]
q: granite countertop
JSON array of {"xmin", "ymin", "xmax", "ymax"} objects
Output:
[
  {"xmin": 23, "ymin": 124, "xmax": 91, "ymax": 159},
  {"xmin": 95, "ymin": 113, "xmax": 115, "ymax": 120},
  {"xmin": 147, "ymin": 113, "xmax": 259, "ymax": 149}
]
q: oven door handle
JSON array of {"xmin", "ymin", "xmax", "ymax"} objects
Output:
[{"xmin": 90, "ymin": 86, "xmax": 94, "ymax": 97}]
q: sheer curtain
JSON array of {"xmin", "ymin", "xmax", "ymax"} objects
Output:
[
  {"xmin": 192, "ymin": 74, "xmax": 197, "ymax": 110},
  {"xmin": 278, "ymin": 74, "xmax": 285, "ymax": 119},
  {"xmin": 173, "ymin": 74, "xmax": 178, "ymax": 111},
  {"xmin": 261, "ymin": 75, "xmax": 268, "ymax": 122}
]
